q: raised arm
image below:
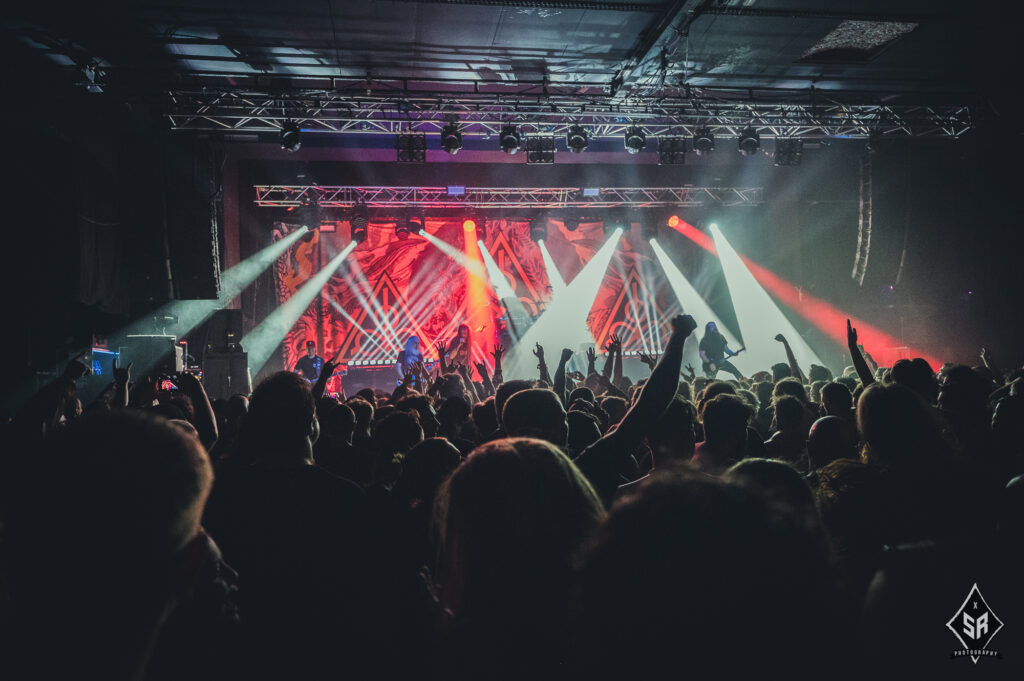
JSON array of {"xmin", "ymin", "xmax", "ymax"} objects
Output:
[
  {"xmin": 554, "ymin": 348, "xmax": 572, "ymax": 405},
  {"xmin": 614, "ymin": 316, "xmax": 694, "ymax": 441},
  {"xmin": 981, "ymin": 347, "xmax": 1004, "ymax": 384},
  {"xmin": 534, "ymin": 343, "xmax": 552, "ymax": 384},
  {"xmin": 112, "ymin": 359, "xmax": 132, "ymax": 409},
  {"xmin": 600, "ymin": 341, "xmax": 615, "ymax": 381},
  {"xmin": 475, "ymin": 361, "xmax": 494, "ymax": 397},
  {"xmin": 774, "ymin": 333, "xmax": 806, "ymax": 384},
  {"xmin": 611, "ymin": 335, "xmax": 624, "ymax": 385},
  {"xmin": 586, "ymin": 346, "xmax": 598, "ymax": 376},
  {"xmin": 491, "ymin": 344, "xmax": 504, "ymax": 385},
  {"xmin": 574, "ymin": 315, "xmax": 697, "ymax": 504},
  {"xmin": 434, "ymin": 341, "xmax": 449, "ymax": 374},
  {"xmin": 392, "ymin": 366, "xmax": 415, "ymax": 402},
  {"xmin": 847, "ymin": 320, "xmax": 875, "ymax": 388},
  {"xmin": 312, "ymin": 351, "xmax": 342, "ymax": 401},
  {"xmin": 177, "ymin": 372, "xmax": 218, "ymax": 451}
]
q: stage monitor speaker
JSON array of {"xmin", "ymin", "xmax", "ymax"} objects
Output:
[
  {"xmin": 205, "ymin": 309, "xmax": 243, "ymax": 353},
  {"xmin": 119, "ymin": 335, "xmax": 183, "ymax": 376},
  {"xmin": 203, "ymin": 352, "xmax": 251, "ymax": 400}
]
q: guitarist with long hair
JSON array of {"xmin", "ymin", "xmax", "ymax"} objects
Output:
[{"xmin": 699, "ymin": 321, "xmax": 744, "ymax": 379}]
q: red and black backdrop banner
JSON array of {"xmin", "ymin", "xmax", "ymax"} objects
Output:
[{"xmin": 274, "ymin": 217, "xmax": 680, "ymax": 391}]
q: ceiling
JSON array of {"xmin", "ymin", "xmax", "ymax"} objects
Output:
[{"xmin": 3, "ymin": 1, "xmax": 1014, "ymax": 138}]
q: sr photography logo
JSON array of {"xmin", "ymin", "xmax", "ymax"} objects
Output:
[{"xmin": 946, "ymin": 583, "xmax": 1004, "ymax": 663}]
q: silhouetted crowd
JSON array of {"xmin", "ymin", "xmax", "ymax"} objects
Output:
[{"xmin": 2, "ymin": 315, "xmax": 1022, "ymax": 679}]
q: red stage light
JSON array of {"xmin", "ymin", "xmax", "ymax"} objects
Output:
[
  {"xmin": 463, "ymin": 219, "xmax": 477, "ymax": 232},
  {"xmin": 667, "ymin": 215, "xmax": 680, "ymax": 228}
]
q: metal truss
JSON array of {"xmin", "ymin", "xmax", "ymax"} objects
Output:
[
  {"xmin": 170, "ymin": 87, "xmax": 972, "ymax": 139},
  {"xmin": 255, "ymin": 185, "xmax": 763, "ymax": 209}
]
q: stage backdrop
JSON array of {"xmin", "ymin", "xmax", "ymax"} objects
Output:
[{"xmin": 273, "ymin": 217, "xmax": 682, "ymax": 391}]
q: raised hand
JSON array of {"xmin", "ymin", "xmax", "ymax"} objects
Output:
[
  {"xmin": 846, "ymin": 319, "xmax": 858, "ymax": 347},
  {"xmin": 533, "ymin": 343, "xmax": 545, "ymax": 360},
  {"xmin": 684, "ymin": 363, "xmax": 696, "ymax": 376},
  {"xmin": 112, "ymin": 358, "xmax": 132, "ymax": 384},
  {"xmin": 568, "ymin": 370, "xmax": 585, "ymax": 381},
  {"xmin": 638, "ymin": 351, "xmax": 656, "ymax": 368},
  {"xmin": 63, "ymin": 350, "xmax": 91, "ymax": 380},
  {"xmin": 491, "ymin": 344, "xmax": 504, "ymax": 363},
  {"xmin": 177, "ymin": 371, "xmax": 203, "ymax": 392},
  {"xmin": 774, "ymin": 333, "xmax": 786, "ymax": 343},
  {"xmin": 671, "ymin": 314, "xmax": 698, "ymax": 338},
  {"xmin": 586, "ymin": 346, "xmax": 597, "ymax": 364},
  {"xmin": 434, "ymin": 340, "xmax": 449, "ymax": 358},
  {"xmin": 560, "ymin": 348, "xmax": 574, "ymax": 363},
  {"xmin": 474, "ymin": 361, "xmax": 488, "ymax": 380}
]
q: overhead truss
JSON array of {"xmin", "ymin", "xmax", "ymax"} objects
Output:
[
  {"xmin": 255, "ymin": 185, "xmax": 764, "ymax": 209},
  {"xmin": 172, "ymin": 87, "xmax": 972, "ymax": 139}
]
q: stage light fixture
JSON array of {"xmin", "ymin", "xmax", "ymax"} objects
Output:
[
  {"xmin": 499, "ymin": 125, "xmax": 521, "ymax": 155},
  {"xmin": 404, "ymin": 211, "xmax": 423, "ymax": 238},
  {"xmin": 395, "ymin": 132, "xmax": 427, "ymax": 163},
  {"xmin": 280, "ymin": 120, "xmax": 302, "ymax": 152},
  {"xmin": 603, "ymin": 211, "xmax": 626, "ymax": 237},
  {"xmin": 563, "ymin": 214, "xmax": 580, "ymax": 232},
  {"xmin": 624, "ymin": 125, "xmax": 647, "ymax": 154},
  {"xmin": 526, "ymin": 135, "xmax": 555, "ymax": 163},
  {"xmin": 440, "ymin": 121, "xmax": 463, "ymax": 155},
  {"xmin": 773, "ymin": 138, "xmax": 803, "ymax": 166},
  {"xmin": 667, "ymin": 215, "xmax": 681, "ymax": 228},
  {"xmin": 529, "ymin": 215, "xmax": 548, "ymax": 243},
  {"xmin": 658, "ymin": 137, "xmax": 686, "ymax": 165},
  {"xmin": 395, "ymin": 220, "xmax": 410, "ymax": 240},
  {"xmin": 693, "ymin": 127, "xmax": 714, "ymax": 156},
  {"xmin": 566, "ymin": 124, "xmax": 588, "ymax": 153},
  {"xmin": 738, "ymin": 126, "xmax": 760, "ymax": 156},
  {"xmin": 297, "ymin": 196, "xmax": 320, "ymax": 230},
  {"xmin": 350, "ymin": 202, "xmax": 368, "ymax": 244}
]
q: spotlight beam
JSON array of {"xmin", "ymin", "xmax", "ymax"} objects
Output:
[
  {"xmin": 508, "ymin": 228, "xmax": 623, "ymax": 377},
  {"xmin": 116, "ymin": 226, "xmax": 310, "ymax": 376},
  {"xmin": 420, "ymin": 230, "xmax": 488, "ymax": 282},
  {"xmin": 709, "ymin": 224, "xmax": 824, "ymax": 371},
  {"xmin": 669, "ymin": 219, "xmax": 940, "ymax": 369},
  {"xmin": 651, "ymin": 238, "xmax": 746, "ymax": 371},
  {"xmin": 537, "ymin": 239, "xmax": 566, "ymax": 296},
  {"xmin": 479, "ymin": 240, "xmax": 530, "ymax": 345},
  {"xmin": 328, "ymin": 297, "xmax": 391, "ymax": 359},
  {"xmin": 242, "ymin": 241, "xmax": 357, "ymax": 375},
  {"xmin": 344, "ymin": 259, "xmax": 406, "ymax": 353}
]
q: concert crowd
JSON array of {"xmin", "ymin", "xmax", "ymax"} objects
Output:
[{"xmin": 2, "ymin": 315, "xmax": 1022, "ymax": 677}]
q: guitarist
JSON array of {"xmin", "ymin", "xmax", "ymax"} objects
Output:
[{"xmin": 699, "ymin": 321, "xmax": 744, "ymax": 379}]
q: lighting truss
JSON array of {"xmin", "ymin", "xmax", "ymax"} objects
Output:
[
  {"xmin": 255, "ymin": 185, "xmax": 764, "ymax": 209},
  {"xmin": 166, "ymin": 88, "xmax": 973, "ymax": 139}
]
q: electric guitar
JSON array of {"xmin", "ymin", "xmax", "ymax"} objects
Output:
[{"xmin": 702, "ymin": 347, "xmax": 746, "ymax": 377}]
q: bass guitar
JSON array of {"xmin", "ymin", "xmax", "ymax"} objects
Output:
[{"xmin": 702, "ymin": 347, "xmax": 746, "ymax": 377}]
